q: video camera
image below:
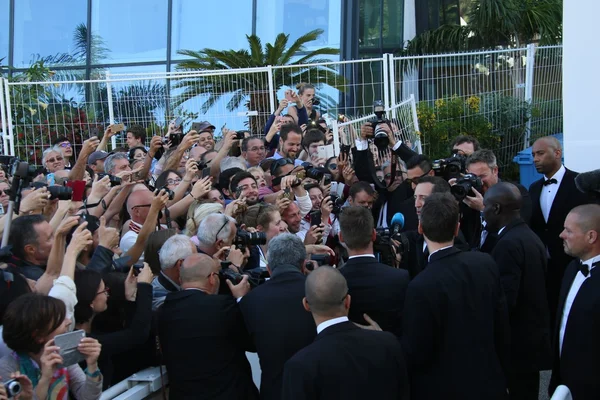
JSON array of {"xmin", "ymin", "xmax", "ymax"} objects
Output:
[
  {"xmin": 451, "ymin": 173, "xmax": 483, "ymax": 201},
  {"xmin": 432, "ymin": 153, "xmax": 466, "ymax": 181},
  {"xmin": 374, "ymin": 228, "xmax": 410, "ymax": 266}
]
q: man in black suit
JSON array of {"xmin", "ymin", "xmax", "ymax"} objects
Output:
[
  {"xmin": 239, "ymin": 233, "xmax": 316, "ymax": 400},
  {"xmin": 282, "ymin": 266, "xmax": 409, "ymax": 400},
  {"xmin": 402, "ymin": 192, "xmax": 510, "ymax": 400},
  {"xmin": 549, "ymin": 204, "xmax": 600, "ymax": 399},
  {"xmin": 483, "ymin": 182, "xmax": 552, "ymax": 399},
  {"xmin": 459, "ymin": 149, "xmax": 532, "ymax": 251},
  {"xmin": 158, "ymin": 253, "xmax": 259, "ymax": 400},
  {"xmin": 338, "ymin": 206, "xmax": 410, "ymax": 336},
  {"xmin": 529, "ymin": 136, "xmax": 594, "ymax": 326}
]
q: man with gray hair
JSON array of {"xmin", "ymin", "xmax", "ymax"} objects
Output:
[
  {"xmin": 282, "ymin": 266, "xmax": 409, "ymax": 399},
  {"xmin": 104, "ymin": 152, "xmax": 131, "ymax": 175},
  {"xmin": 196, "ymin": 213, "xmax": 247, "ymax": 272},
  {"xmin": 151, "ymin": 234, "xmax": 196, "ymax": 310},
  {"xmin": 239, "ymin": 233, "xmax": 316, "ymax": 400}
]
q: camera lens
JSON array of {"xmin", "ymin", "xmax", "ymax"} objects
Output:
[{"xmin": 48, "ymin": 186, "xmax": 73, "ymax": 201}]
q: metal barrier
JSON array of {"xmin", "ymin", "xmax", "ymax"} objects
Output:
[{"xmin": 100, "ymin": 367, "xmax": 167, "ymax": 400}]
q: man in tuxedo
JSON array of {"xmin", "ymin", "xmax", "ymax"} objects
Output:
[
  {"xmin": 403, "ymin": 175, "xmax": 470, "ymax": 278},
  {"xmin": 483, "ymin": 182, "xmax": 551, "ymax": 399},
  {"xmin": 338, "ymin": 206, "xmax": 409, "ymax": 336},
  {"xmin": 529, "ymin": 136, "xmax": 594, "ymax": 326},
  {"xmin": 459, "ymin": 149, "xmax": 532, "ymax": 251},
  {"xmin": 239, "ymin": 234, "xmax": 316, "ymax": 400},
  {"xmin": 402, "ymin": 193, "xmax": 510, "ymax": 400},
  {"xmin": 158, "ymin": 253, "xmax": 259, "ymax": 400},
  {"xmin": 549, "ymin": 204, "xmax": 600, "ymax": 399},
  {"xmin": 282, "ymin": 266, "xmax": 409, "ymax": 400}
]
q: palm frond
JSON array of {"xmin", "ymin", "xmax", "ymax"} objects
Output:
[
  {"xmin": 279, "ymin": 29, "xmax": 324, "ymax": 65},
  {"xmin": 247, "ymin": 35, "xmax": 265, "ymax": 65},
  {"xmin": 265, "ymin": 33, "xmax": 290, "ymax": 65}
]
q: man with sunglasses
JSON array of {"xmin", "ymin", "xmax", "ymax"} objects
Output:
[
  {"xmin": 119, "ymin": 189, "xmax": 156, "ymax": 260},
  {"xmin": 282, "ymin": 266, "xmax": 409, "ymax": 400},
  {"xmin": 52, "ymin": 136, "xmax": 74, "ymax": 168}
]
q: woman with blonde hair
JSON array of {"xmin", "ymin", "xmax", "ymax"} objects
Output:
[{"xmin": 185, "ymin": 202, "xmax": 224, "ymax": 246}]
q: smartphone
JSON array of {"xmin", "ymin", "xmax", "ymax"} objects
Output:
[
  {"xmin": 173, "ymin": 117, "xmax": 183, "ymax": 129},
  {"xmin": 310, "ymin": 210, "xmax": 322, "ymax": 227},
  {"xmin": 282, "ymin": 188, "xmax": 293, "ymax": 200},
  {"xmin": 285, "ymin": 90, "xmax": 294, "ymax": 102},
  {"xmin": 133, "ymin": 263, "xmax": 144, "ymax": 276},
  {"xmin": 323, "ymin": 174, "xmax": 332, "ymax": 186},
  {"xmin": 191, "ymin": 122, "xmax": 203, "ymax": 132},
  {"xmin": 112, "ymin": 123, "xmax": 125, "ymax": 132},
  {"xmin": 54, "ymin": 330, "xmax": 86, "ymax": 367},
  {"xmin": 201, "ymin": 167, "xmax": 212, "ymax": 179},
  {"xmin": 317, "ymin": 144, "xmax": 334, "ymax": 160},
  {"xmin": 340, "ymin": 144, "xmax": 351, "ymax": 158},
  {"xmin": 235, "ymin": 186, "xmax": 244, "ymax": 199}
]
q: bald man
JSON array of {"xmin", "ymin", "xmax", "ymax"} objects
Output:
[
  {"xmin": 484, "ymin": 182, "xmax": 551, "ymax": 399},
  {"xmin": 119, "ymin": 189, "xmax": 156, "ymax": 259},
  {"xmin": 548, "ymin": 204, "xmax": 600, "ymax": 399},
  {"xmin": 529, "ymin": 136, "xmax": 595, "ymax": 326},
  {"xmin": 282, "ymin": 266, "xmax": 409, "ymax": 400},
  {"xmin": 158, "ymin": 253, "xmax": 258, "ymax": 400}
]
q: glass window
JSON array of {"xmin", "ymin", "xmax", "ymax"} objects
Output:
[
  {"xmin": 256, "ymin": 0, "xmax": 342, "ymax": 52},
  {"xmin": 359, "ymin": 0, "xmax": 382, "ymax": 49},
  {"xmin": 0, "ymin": 0, "xmax": 8, "ymax": 64},
  {"xmin": 13, "ymin": 0, "xmax": 87, "ymax": 68},
  {"xmin": 91, "ymin": 0, "xmax": 167, "ymax": 64},
  {"xmin": 383, "ymin": 0, "xmax": 404, "ymax": 47},
  {"xmin": 171, "ymin": 0, "xmax": 253, "ymax": 59}
]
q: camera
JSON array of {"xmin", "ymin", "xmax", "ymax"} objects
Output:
[
  {"xmin": 300, "ymin": 162, "xmax": 327, "ymax": 182},
  {"xmin": 132, "ymin": 263, "xmax": 144, "ymax": 276},
  {"xmin": 4, "ymin": 379, "xmax": 22, "ymax": 398},
  {"xmin": 328, "ymin": 194, "xmax": 345, "ymax": 215},
  {"xmin": 235, "ymin": 131, "xmax": 245, "ymax": 140},
  {"xmin": 97, "ymin": 173, "xmax": 122, "ymax": 187},
  {"xmin": 48, "ymin": 185, "xmax": 73, "ymax": 201},
  {"xmin": 432, "ymin": 153, "xmax": 466, "ymax": 181},
  {"xmin": 451, "ymin": 173, "xmax": 484, "ymax": 201},
  {"xmin": 156, "ymin": 185, "xmax": 175, "ymax": 201},
  {"xmin": 374, "ymin": 227, "xmax": 410, "ymax": 266},
  {"xmin": 307, "ymin": 119, "xmax": 327, "ymax": 134},
  {"xmin": 0, "ymin": 157, "xmax": 38, "ymax": 179},
  {"xmin": 219, "ymin": 262, "xmax": 270, "ymax": 289},
  {"xmin": 369, "ymin": 100, "xmax": 390, "ymax": 150},
  {"xmin": 166, "ymin": 132, "xmax": 184, "ymax": 147},
  {"xmin": 311, "ymin": 97, "xmax": 321, "ymax": 106},
  {"xmin": 233, "ymin": 230, "xmax": 267, "ymax": 252},
  {"xmin": 196, "ymin": 160, "xmax": 208, "ymax": 171}
]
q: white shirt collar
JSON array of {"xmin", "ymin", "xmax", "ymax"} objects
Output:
[
  {"xmin": 547, "ymin": 164, "xmax": 566, "ymax": 184},
  {"xmin": 498, "ymin": 226, "xmax": 506, "ymax": 235},
  {"xmin": 316, "ymin": 316, "xmax": 349, "ymax": 334},
  {"xmin": 582, "ymin": 254, "xmax": 600, "ymax": 269},
  {"xmin": 427, "ymin": 245, "xmax": 454, "ymax": 262},
  {"xmin": 348, "ymin": 254, "xmax": 376, "ymax": 260}
]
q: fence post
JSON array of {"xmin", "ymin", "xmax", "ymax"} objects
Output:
[
  {"xmin": 388, "ymin": 53, "xmax": 397, "ymax": 108},
  {"xmin": 105, "ymin": 72, "xmax": 116, "ymax": 150},
  {"xmin": 0, "ymin": 78, "xmax": 8, "ymax": 155},
  {"xmin": 3, "ymin": 79, "xmax": 15, "ymax": 156},
  {"xmin": 523, "ymin": 43, "xmax": 536, "ymax": 150},
  {"xmin": 383, "ymin": 54, "xmax": 390, "ymax": 110},
  {"xmin": 409, "ymin": 94, "xmax": 422, "ymax": 154},
  {"xmin": 267, "ymin": 65, "xmax": 276, "ymax": 115}
]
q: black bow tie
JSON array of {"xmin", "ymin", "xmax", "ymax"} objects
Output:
[
  {"xmin": 543, "ymin": 178, "xmax": 558, "ymax": 186},
  {"xmin": 579, "ymin": 261, "xmax": 599, "ymax": 277}
]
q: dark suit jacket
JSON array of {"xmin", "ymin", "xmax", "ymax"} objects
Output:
[
  {"xmin": 340, "ymin": 256, "xmax": 409, "ymax": 336},
  {"xmin": 549, "ymin": 259, "xmax": 600, "ymax": 399},
  {"xmin": 402, "ymin": 247, "xmax": 510, "ymax": 400},
  {"xmin": 238, "ymin": 267, "xmax": 316, "ymax": 400},
  {"xmin": 403, "ymin": 230, "xmax": 470, "ymax": 279},
  {"xmin": 372, "ymin": 182, "xmax": 414, "ymax": 228},
  {"xmin": 158, "ymin": 290, "xmax": 259, "ymax": 400},
  {"xmin": 490, "ymin": 219, "xmax": 552, "ymax": 372},
  {"xmin": 530, "ymin": 168, "xmax": 592, "ymax": 269},
  {"xmin": 282, "ymin": 321, "xmax": 409, "ymax": 400}
]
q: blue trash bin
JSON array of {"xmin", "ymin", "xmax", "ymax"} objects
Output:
[{"xmin": 513, "ymin": 133, "xmax": 563, "ymax": 190}]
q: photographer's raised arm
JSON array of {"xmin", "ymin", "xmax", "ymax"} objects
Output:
[
  {"xmin": 209, "ymin": 130, "xmax": 238, "ymax": 178},
  {"xmin": 135, "ymin": 135, "xmax": 162, "ymax": 182},
  {"xmin": 68, "ymin": 136, "xmax": 100, "ymax": 181},
  {"xmin": 167, "ymin": 176, "xmax": 212, "ymax": 219},
  {"xmin": 97, "ymin": 124, "xmax": 121, "ymax": 152},
  {"xmin": 163, "ymin": 130, "xmax": 200, "ymax": 172},
  {"xmin": 386, "ymin": 127, "xmax": 418, "ymax": 162}
]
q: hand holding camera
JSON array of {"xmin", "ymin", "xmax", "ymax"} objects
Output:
[
  {"xmin": 277, "ymin": 98, "xmax": 289, "ymax": 113},
  {"xmin": 152, "ymin": 189, "xmax": 171, "ymax": 211},
  {"xmin": 57, "ymin": 215, "xmax": 80, "ymax": 239},
  {"xmin": 191, "ymin": 176, "xmax": 212, "ymax": 200},
  {"xmin": 320, "ymin": 196, "xmax": 333, "ymax": 221},
  {"xmin": 304, "ymin": 223, "xmax": 325, "ymax": 245},
  {"xmin": 226, "ymin": 274, "xmax": 251, "ymax": 299},
  {"xmin": 81, "ymin": 136, "xmax": 100, "ymax": 157},
  {"xmin": 97, "ymin": 216, "xmax": 120, "ymax": 252}
]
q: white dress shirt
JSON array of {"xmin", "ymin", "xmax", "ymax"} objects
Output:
[
  {"xmin": 316, "ymin": 316, "xmax": 349, "ymax": 334},
  {"xmin": 559, "ymin": 254, "xmax": 600, "ymax": 355},
  {"xmin": 540, "ymin": 165, "xmax": 566, "ymax": 223}
]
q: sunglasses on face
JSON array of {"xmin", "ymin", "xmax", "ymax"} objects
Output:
[
  {"xmin": 270, "ymin": 158, "xmax": 294, "ymax": 175},
  {"xmin": 405, "ymin": 171, "xmax": 429, "ymax": 185},
  {"xmin": 59, "ymin": 142, "xmax": 72, "ymax": 148},
  {"xmin": 328, "ymin": 164, "xmax": 338, "ymax": 170},
  {"xmin": 46, "ymin": 157, "xmax": 64, "ymax": 163}
]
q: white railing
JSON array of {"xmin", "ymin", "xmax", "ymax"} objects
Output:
[{"xmin": 0, "ymin": 45, "xmax": 562, "ymax": 169}]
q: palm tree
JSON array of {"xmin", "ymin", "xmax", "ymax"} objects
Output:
[
  {"xmin": 403, "ymin": 0, "xmax": 562, "ymax": 55},
  {"xmin": 174, "ymin": 29, "xmax": 346, "ymax": 133}
]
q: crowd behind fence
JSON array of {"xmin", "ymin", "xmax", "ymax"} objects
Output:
[{"xmin": 0, "ymin": 45, "xmax": 562, "ymax": 173}]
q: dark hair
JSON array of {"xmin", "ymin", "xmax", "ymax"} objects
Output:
[
  {"xmin": 51, "ymin": 136, "xmax": 69, "ymax": 146},
  {"xmin": 3, "ymin": 293, "xmax": 66, "ymax": 354},
  {"xmin": 466, "ymin": 149, "xmax": 497, "ymax": 170},
  {"xmin": 86, "ymin": 165, "xmax": 95, "ymax": 181},
  {"xmin": 302, "ymin": 129, "xmax": 325, "ymax": 151},
  {"xmin": 127, "ymin": 124, "xmax": 146, "ymax": 141},
  {"xmin": 242, "ymin": 204, "xmax": 278, "ymax": 229},
  {"xmin": 0, "ymin": 266, "xmax": 33, "ymax": 322},
  {"xmin": 128, "ymin": 146, "xmax": 147, "ymax": 160},
  {"xmin": 349, "ymin": 181, "xmax": 375, "ymax": 199},
  {"xmin": 304, "ymin": 183, "xmax": 323, "ymax": 194},
  {"xmin": 74, "ymin": 269, "xmax": 103, "ymax": 323},
  {"xmin": 230, "ymin": 171, "xmax": 256, "ymax": 195},
  {"xmin": 406, "ymin": 154, "xmax": 432, "ymax": 174},
  {"xmin": 280, "ymin": 124, "xmax": 303, "ymax": 142},
  {"xmin": 451, "ymin": 135, "xmax": 480, "ymax": 152},
  {"xmin": 339, "ymin": 206, "xmax": 374, "ymax": 250},
  {"xmin": 417, "ymin": 176, "xmax": 451, "ymax": 194},
  {"xmin": 10, "ymin": 214, "xmax": 46, "ymax": 259},
  {"xmin": 218, "ymin": 167, "xmax": 243, "ymax": 194},
  {"xmin": 241, "ymin": 136, "xmax": 264, "ymax": 152},
  {"xmin": 155, "ymin": 169, "xmax": 182, "ymax": 189},
  {"xmin": 296, "ymin": 82, "xmax": 315, "ymax": 95},
  {"xmin": 200, "ymin": 150, "xmax": 217, "ymax": 163},
  {"xmin": 420, "ymin": 193, "xmax": 459, "ymax": 243},
  {"xmin": 145, "ymin": 229, "xmax": 177, "ymax": 275}
]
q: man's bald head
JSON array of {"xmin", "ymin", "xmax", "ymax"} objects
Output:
[
  {"xmin": 180, "ymin": 253, "xmax": 218, "ymax": 284},
  {"xmin": 532, "ymin": 136, "xmax": 562, "ymax": 176},
  {"xmin": 570, "ymin": 204, "xmax": 600, "ymax": 234},
  {"xmin": 126, "ymin": 188, "xmax": 154, "ymax": 215},
  {"xmin": 534, "ymin": 136, "xmax": 562, "ymax": 152},
  {"xmin": 53, "ymin": 169, "xmax": 70, "ymax": 185},
  {"xmin": 485, "ymin": 182, "xmax": 522, "ymax": 213},
  {"xmin": 305, "ymin": 266, "xmax": 348, "ymax": 318}
]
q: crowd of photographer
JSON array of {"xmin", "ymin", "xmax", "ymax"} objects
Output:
[{"xmin": 0, "ymin": 84, "xmax": 597, "ymax": 400}]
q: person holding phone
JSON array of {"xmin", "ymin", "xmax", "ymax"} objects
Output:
[{"xmin": 288, "ymin": 83, "xmax": 320, "ymax": 122}]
